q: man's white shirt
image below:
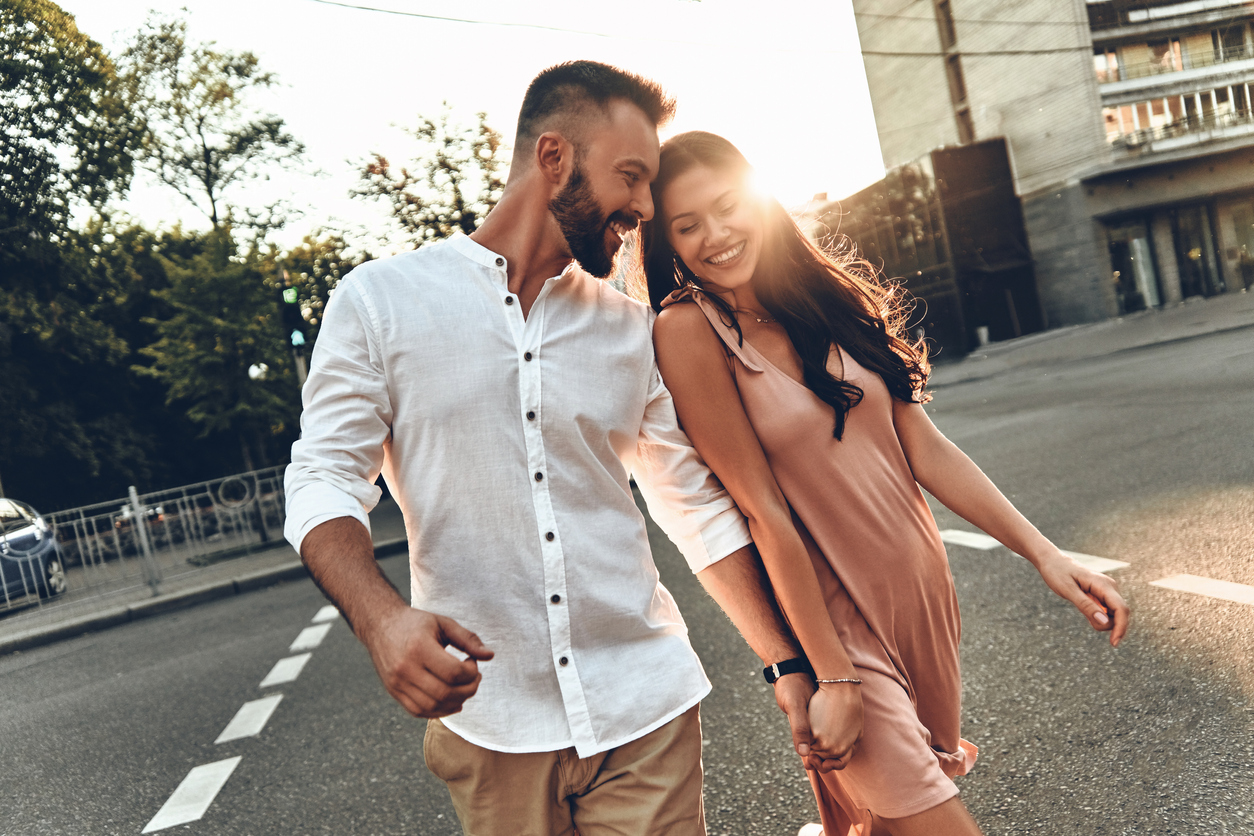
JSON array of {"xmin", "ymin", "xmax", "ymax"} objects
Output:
[{"xmin": 285, "ymin": 234, "xmax": 751, "ymax": 757}]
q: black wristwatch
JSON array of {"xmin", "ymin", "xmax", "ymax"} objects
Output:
[{"xmin": 763, "ymin": 657, "xmax": 814, "ymax": 684}]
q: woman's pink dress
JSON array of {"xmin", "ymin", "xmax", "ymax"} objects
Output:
[{"xmin": 676, "ymin": 290, "xmax": 977, "ymax": 835}]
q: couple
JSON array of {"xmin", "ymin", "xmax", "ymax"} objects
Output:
[{"xmin": 284, "ymin": 61, "xmax": 1129, "ymax": 836}]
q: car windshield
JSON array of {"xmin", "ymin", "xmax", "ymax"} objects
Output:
[{"xmin": 0, "ymin": 500, "xmax": 34, "ymax": 536}]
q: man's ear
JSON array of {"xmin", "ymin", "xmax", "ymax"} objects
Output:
[{"xmin": 535, "ymin": 132, "xmax": 569, "ymax": 186}]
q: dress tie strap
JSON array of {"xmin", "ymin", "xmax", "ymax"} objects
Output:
[{"xmin": 661, "ymin": 286, "xmax": 764, "ymax": 373}]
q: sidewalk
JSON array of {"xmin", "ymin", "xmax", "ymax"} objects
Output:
[
  {"xmin": 0, "ymin": 499, "xmax": 408, "ymax": 656},
  {"xmin": 929, "ymin": 288, "xmax": 1254, "ymax": 387}
]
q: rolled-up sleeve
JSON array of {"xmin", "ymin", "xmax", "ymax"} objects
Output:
[
  {"xmin": 632, "ymin": 361, "xmax": 752, "ymax": 574},
  {"xmin": 284, "ymin": 272, "xmax": 393, "ymax": 554}
]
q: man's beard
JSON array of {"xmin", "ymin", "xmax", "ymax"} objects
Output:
[{"xmin": 549, "ymin": 163, "xmax": 632, "ymax": 279}]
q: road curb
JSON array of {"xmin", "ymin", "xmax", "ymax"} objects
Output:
[{"xmin": 0, "ymin": 538, "xmax": 407, "ymax": 657}]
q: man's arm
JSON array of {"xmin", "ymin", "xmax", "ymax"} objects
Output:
[
  {"xmin": 301, "ymin": 516, "xmax": 494, "ymax": 718},
  {"xmin": 697, "ymin": 544, "xmax": 842, "ymax": 772}
]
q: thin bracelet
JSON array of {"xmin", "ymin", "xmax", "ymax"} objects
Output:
[{"xmin": 815, "ymin": 678, "xmax": 862, "ymax": 685}]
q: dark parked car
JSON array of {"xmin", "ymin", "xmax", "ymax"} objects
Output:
[{"xmin": 0, "ymin": 498, "xmax": 67, "ymax": 605}]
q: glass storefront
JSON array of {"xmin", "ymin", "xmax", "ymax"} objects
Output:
[
  {"xmin": 1107, "ymin": 220, "xmax": 1161, "ymax": 312},
  {"xmin": 1173, "ymin": 205, "xmax": 1226, "ymax": 298},
  {"xmin": 1229, "ymin": 201, "xmax": 1254, "ymax": 290}
]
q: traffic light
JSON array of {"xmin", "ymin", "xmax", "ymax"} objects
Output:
[{"xmin": 278, "ymin": 284, "xmax": 307, "ymax": 347}]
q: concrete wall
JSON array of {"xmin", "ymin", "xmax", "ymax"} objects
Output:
[
  {"xmin": 1150, "ymin": 211, "xmax": 1185, "ymax": 305},
  {"xmin": 956, "ymin": 0, "xmax": 1112, "ymax": 195},
  {"xmin": 852, "ymin": 0, "xmax": 957, "ymax": 169},
  {"xmin": 1022, "ymin": 183, "xmax": 1119, "ymax": 326}
]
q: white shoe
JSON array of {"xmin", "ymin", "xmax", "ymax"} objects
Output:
[{"xmin": 797, "ymin": 825, "xmax": 823, "ymax": 836}]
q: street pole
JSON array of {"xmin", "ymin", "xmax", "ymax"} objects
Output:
[
  {"xmin": 292, "ymin": 346, "xmax": 308, "ymax": 388},
  {"xmin": 128, "ymin": 485, "xmax": 163, "ymax": 596}
]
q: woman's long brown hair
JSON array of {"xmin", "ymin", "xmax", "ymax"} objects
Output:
[{"xmin": 633, "ymin": 131, "xmax": 931, "ymax": 439}]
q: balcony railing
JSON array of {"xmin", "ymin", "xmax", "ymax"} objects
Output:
[
  {"xmin": 1112, "ymin": 107, "xmax": 1254, "ymax": 151},
  {"xmin": 1100, "ymin": 44, "xmax": 1254, "ymax": 82}
]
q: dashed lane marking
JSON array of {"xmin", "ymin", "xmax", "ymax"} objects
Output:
[
  {"xmin": 290, "ymin": 622, "xmax": 333, "ymax": 652},
  {"xmin": 1150, "ymin": 574, "xmax": 1254, "ymax": 606},
  {"xmin": 312, "ymin": 604, "xmax": 340, "ymax": 623},
  {"xmin": 259, "ymin": 653, "xmax": 312, "ymax": 689},
  {"xmin": 1060, "ymin": 550, "xmax": 1130, "ymax": 574},
  {"xmin": 214, "ymin": 695, "xmax": 284, "ymax": 744},
  {"xmin": 141, "ymin": 756, "xmax": 242, "ymax": 833},
  {"xmin": 939, "ymin": 530, "xmax": 1001, "ymax": 550}
]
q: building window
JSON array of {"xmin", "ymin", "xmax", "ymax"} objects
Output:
[
  {"xmin": 946, "ymin": 54, "xmax": 967, "ymax": 105},
  {"xmin": 1213, "ymin": 24, "xmax": 1247, "ymax": 62},
  {"xmin": 955, "ymin": 108, "xmax": 975, "ymax": 144},
  {"xmin": 1094, "ymin": 50, "xmax": 1120, "ymax": 82},
  {"xmin": 935, "ymin": 0, "xmax": 956, "ymax": 50}
]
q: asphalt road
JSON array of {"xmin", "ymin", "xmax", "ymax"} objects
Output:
[{"xmin": 1, "ymin": 325, "xmax": 1251, "ymax": 836}]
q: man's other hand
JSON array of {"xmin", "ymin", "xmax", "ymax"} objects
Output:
[
  {"xmin": 363, "ymin": 606, "xmax": 495, "ymax": 718},
  {"xmin": 773, "ymin": 673, "xmax": 842, "ymax": 773}
]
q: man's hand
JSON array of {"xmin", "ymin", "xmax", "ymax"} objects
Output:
[
  {"xmin": 773, "ymin": 673, "xmax": 845, "ymax": 773},
  {"xmin": 807, "ymin": 682, "xmax": 863, "ymax": 769},
  {"xmin": 361, "ymin": 604, "xmax": 495, "ymax": 718}
]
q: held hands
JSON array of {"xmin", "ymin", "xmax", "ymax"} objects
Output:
[
  {"xmin": 1034, "ymin": 550, "xmax": 1130, "ymax": 647},
  {"xmin": 361, "ymin": 605, "xmax": 495, "ymax": 718},
  {"xmin": 773, "ymin": 673, "xmax": 863, "ymax": 773}
]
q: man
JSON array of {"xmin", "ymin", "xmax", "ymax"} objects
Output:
[{"xmin": 285, "ymin": 61, "xmax": 832, "ymax": 836}]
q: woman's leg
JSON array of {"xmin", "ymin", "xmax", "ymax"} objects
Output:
[{"xmin": 876, "ymin": 797, "xmax": 982, "ymax": 836}]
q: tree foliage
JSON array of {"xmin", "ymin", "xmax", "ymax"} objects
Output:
[
  {"xmin": 118, "ymin": 15, "xmax": 305, "ymax": 229},
  {"xmin": 279, "ymin": 233, "xmax": 365, "ymax": 344},
  {"xmin": 137, "ymin": 230, "xmax": 299, "ymax": 471},
  {"xmin": 0, "ymin": 0, "xmax": 136, "ymax": 241},
  {"xmin": 354, "ymin": 105, "xmax": 507, "ymax": 248}
]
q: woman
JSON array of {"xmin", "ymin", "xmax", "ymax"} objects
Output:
[{"xmin": 635, "ymin": 132, "xmax": 1129, "ymax": 836}]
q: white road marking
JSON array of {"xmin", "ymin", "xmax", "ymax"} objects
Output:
[
  {"xmin": 1061, "ymin": 550, "xmax": 1130, "ymax": 574},
  {"xmin": 141, "ymin": 756, "xmax": 242, "ymax": 833},
  {"xmin": 312, "ymin": 604, "xmax": 340, "ymax": 623},
  {"xmin": 939, "ymin": 529, "xmax": 1001, "ymax": 550},
  {"xmin": 1150, "ymin": 574, "xmax": 1254, "ymax": 606},
  {"xmin": 215, "ymin": 695, "xmax": 284, "ymax": 744},
  {"xmin": 259, "ymin": 653, "xmax": 312, "ymax": 689},
  {"xmin": 290, "ymin": 622, "xmax": 333, "ymax": 652}
]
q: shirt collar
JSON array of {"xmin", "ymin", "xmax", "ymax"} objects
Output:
[{"xmin": 448, "ymin": 233, "xmax": 581, "ymax": 287}]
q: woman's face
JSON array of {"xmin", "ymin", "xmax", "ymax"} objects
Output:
[{"xmin": 662, "ymin": 164, "xmax": 763, "ymax": 293}]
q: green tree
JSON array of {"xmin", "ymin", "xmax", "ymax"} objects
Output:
[
  {"xmin": 138, "ymin": 230, "xmax": 299, "ymax": 472},
  {"xmin": 118, "ymin": 14, "xmax": 305, "ymax": 230},
  {"xmin": 279, "ymin": 232, "xmax": 367, "ymax": 345},
  {"xmin": 0, "ymin": 0, "xmax": 147, "ymax": 507},
  {"xmin": 353, "ymin": 105, "xmax": 507, "ymax": 248}
]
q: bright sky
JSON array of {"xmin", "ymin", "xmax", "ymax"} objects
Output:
[{"xmin": 61, "ymin": 0, "xmax": 885, "ymax": 250}]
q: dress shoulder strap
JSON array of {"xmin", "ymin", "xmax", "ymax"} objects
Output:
[{"xmin": 662, "ymin": 286, "xmax": 764, "ymax": 373}]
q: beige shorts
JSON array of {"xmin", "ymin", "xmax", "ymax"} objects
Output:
[{"xmin": 423, "ymin": 705, "xmax": 705, "ymax": 836}]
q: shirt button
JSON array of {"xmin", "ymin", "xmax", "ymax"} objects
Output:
[
  {"xmin": 534, "ymin": 472, "xmax": 544, "ymax": 482},
  {"xmin": 504, "ymin": 295, "xmax": 514, "ymax": 305},
  {"xmin": 526, "ymin": 411, "xmax": 536, "ymax": 420},
  {"xmin": 524, "ymin": 351, "xmax": 533, "ymax": 361},
  {"xmin": 495, "ymin": 257, "xmax": 504, "ymax": 267},
  {"xmin": 550, "ymin": 594, "xmax": 561, "ymax": 604},
  {"xmin": 545, "ymin": 531, "xmax": 555, "ymax": 541},
  {"xmin": 559, "ymin": 656, "xmax": 569, "ymax": 666}
]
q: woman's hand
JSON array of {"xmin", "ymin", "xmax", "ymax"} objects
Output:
[
  {"xmin": 807, "ymin": 681, "xmax": 864, "ymax": 769},
  {"xmin": 1034, "ymin": 551, "xmax": 1130, "ymax": 647}
]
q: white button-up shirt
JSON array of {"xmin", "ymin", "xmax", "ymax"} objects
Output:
[{"xmin": 285, "ymin": 235, "xmax": 751, "ymax": 757}]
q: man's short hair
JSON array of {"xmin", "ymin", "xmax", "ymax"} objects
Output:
[{"xmin": 515, "ymin": 61, "xmax": 676, "ymax": 149}]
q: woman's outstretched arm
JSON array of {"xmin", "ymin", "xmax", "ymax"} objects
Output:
[
  {"xmin": 892, "ymin": 398, "xmax": 1130, "ymax": 646},
  {"xmin": 654, "ymin": 303, "xmax": 863, "ymax": 764}
]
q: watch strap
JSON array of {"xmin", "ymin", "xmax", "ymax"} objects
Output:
[{"xmin": 763, "ymin": 657, "xmax": 814, "ymax": 684}]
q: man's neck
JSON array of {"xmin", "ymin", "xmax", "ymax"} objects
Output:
[{"xmin": 470, "ymin": 187, "xmax": 573, "ymax": 316}]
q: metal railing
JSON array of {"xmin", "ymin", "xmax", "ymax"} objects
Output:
[
  {"xmin": 2, "ymin": 466, "xmax": 289, "ymax": 614},
  {"xmin": 1112, "ymin": 106, "xmax": 1254, "ymax": 149},
  {"xmin": 1098, "ymin": 45, "xmax": 1254, "ymax": 83}
]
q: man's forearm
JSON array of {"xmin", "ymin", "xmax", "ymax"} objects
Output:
[
  {"xmin": 696, "ymin": 544, "xmax": 801, "ymax": 666},
  {"xmin": 300, "ymin": 516, "xmax": 408, "ymax": 640}
]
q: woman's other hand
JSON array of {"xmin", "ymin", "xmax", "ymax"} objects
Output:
[
  {"xmin": 808, "ymin": 681, "xmax": 864, "ymax": 769},
  {"xmin": 1035, "ymin": 551, "xmax": 1130, "ymax": 647}
]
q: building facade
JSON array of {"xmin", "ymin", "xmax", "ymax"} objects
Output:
[{"xmin": 850, "ymin": 0, "xmax": 1254, "ymax": 331}]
